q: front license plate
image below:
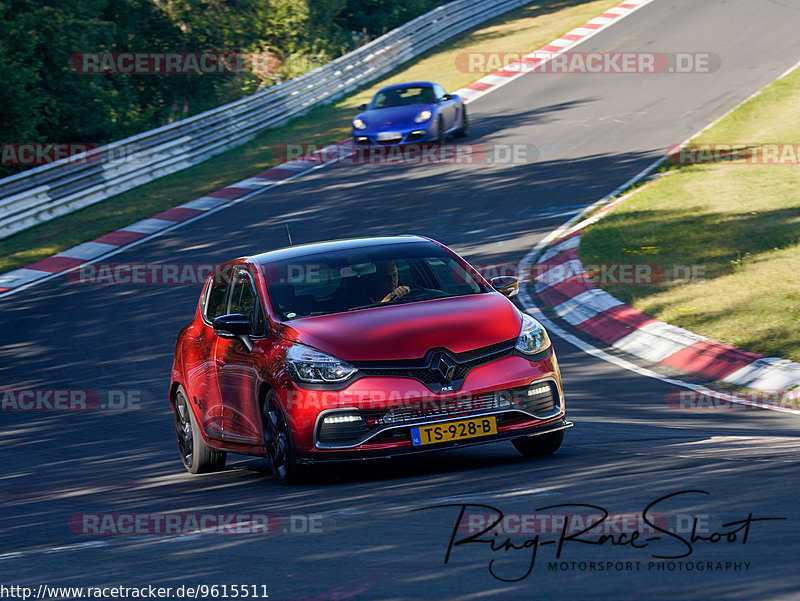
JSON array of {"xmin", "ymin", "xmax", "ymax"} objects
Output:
[
  {"xmin": 411, "ymin": 416, "xmax": 497, "ymax": 446},
  {"xmin": 376, "ymin": 131, "xmax": 402, "ymax": 141}
]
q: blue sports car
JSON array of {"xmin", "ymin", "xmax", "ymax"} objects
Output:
[{"xmin": 352, "ymin": 81, "xmax": 468, "ymax": 145}]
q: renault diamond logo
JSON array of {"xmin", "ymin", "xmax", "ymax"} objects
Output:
[{"xmin": 431, "ymin": 352, "xmax": 456, "ymax": 385}]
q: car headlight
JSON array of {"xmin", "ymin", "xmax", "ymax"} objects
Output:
[
  {"xmin": 515, "ymin": 313, "xmax": 551, "ymax": 355},
  {"xmin": 352, "ymin": 118, "xmax": 367, "ymax": 130},
  {"xmin": 414, "ymin": 110, "xmax": 432, "ymax": 123},
  {"xmin": 286, "ymin": 344, "xmax": 357, "ymax": 383}
]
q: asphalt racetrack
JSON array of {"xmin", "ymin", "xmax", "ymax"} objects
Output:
[{"xmin": 2, "ymin": 1, "xmax": 800, "ymax": 599}]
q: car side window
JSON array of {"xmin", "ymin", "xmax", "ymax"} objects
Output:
[
  {"xmin": 205, "ymin": 266, "xmax": 233, "ymax": 322},
  {"xmin": 229, "ymin": 267, "xmax": 267, "ymax": 337},
  {"xmin": 433, "ymin": 84, "xmax": 446, "ymax": 100}
]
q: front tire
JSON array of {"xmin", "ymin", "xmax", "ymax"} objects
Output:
[
  {"xmin": 453, "ymin": 106, "xmax": 468, "ymax": 138},
  {"xmin": 432, "ymin": 116, "xmax": 445, "ymax": 144},
  {"xmin": 174, "ymin": 389, "xmax": 226, "ymax": 474},
  {"xmin": 262, "ymin": 392, "xmax": 305, "ymax": 484},
  {"xmin": 512, "ymin": 429, "xmax": 564, "ymax": 457}
]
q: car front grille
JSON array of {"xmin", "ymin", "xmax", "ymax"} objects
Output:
[{"xmin": 359, "ymin": 391, "xmax": 501, "ymax": 426}]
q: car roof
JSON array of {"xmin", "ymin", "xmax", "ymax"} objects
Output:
[
  {"xmin": 376, "ymin": 81, "xmax": 436, "ymax": 92},
  {"xmin": 248, "ymin": 235, "xmax": 436, "ymax": 265}
]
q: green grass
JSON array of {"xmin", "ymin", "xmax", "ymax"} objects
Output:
[
  {"xmin": 580, "ymin": 65, "xmax": 800, "ymax": 361},
  {"xmin": 0, "ymin": 0, "xmax": 620, "ymax": 275}
]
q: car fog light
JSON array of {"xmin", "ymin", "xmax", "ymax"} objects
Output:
[
  {"xmin": 323, "ymin": 413, "xmax": 362, "ymax": 424},
  {"xmin": 527, "ymin": 385, "xmax": 551, "ymax": 397}
]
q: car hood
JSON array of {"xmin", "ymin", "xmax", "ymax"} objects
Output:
[
  {"xmin": 278, "ymin": 293, "xmax": 522, "ymax": 361},
  {"xmin": 359, "ymin": 104, "xmax": 437, "ymax": 129}
]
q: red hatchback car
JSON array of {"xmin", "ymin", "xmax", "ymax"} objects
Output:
[{"xmin": 170, "ymin": 235, "xmax": 571, "ymax": 482}]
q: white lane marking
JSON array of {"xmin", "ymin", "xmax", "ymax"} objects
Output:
[
  {"xmin": 179, "ymin": 196, "xmax": 229, "ymax": 210},
  {"xmin": 538, "ymin": 235, "xmax": 581, "ymax": 263},
  {"xmin": 56, "ymin": 242, "xmax": 119, "ymax": 260},
  {"xmin": 723, "ymin": 359, "xmax": 800, "ymax": 392},
  {"xmin": 534, "ymin": 259, "xmax": 584, "ymax": 289},
  {"xmin": 229, "ymin": 178, "xmax": 277, "ymax": 189},
  {"xmin": 612, "ymin": 321, "xmax": 707, "ymax": 363},
  {"xmin": 0, "ymin": 268, "xmax": 52, "ymax": 287},
  {"xmin": 553, "ymin": 288, "xmax": 625, "ymax": 325},
  {"xmin": 543, "ymin": 38, "xmax": 573, "ymax": 48},
  {"xmin": 122, "ymin": 218, "xmax": 176, "ymax": 234}
]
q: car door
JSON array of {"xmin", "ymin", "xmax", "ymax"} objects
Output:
[
  {"xmin": 185, "ymin": 265, "xmax": 233, "ymax": 442},
  {"xmin": 213, "ymin": 266, "xmax": 267, "ymax": 445}
]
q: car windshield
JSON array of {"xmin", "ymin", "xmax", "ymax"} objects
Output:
[
  {"xmin": 262, "ymin": 243, "xmax": 487, "ymax": 320},
  {"xmin": 370, "ymin": 86, "xmax": 436, "ymax": 109}
]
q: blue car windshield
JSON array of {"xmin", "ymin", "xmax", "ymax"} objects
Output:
[
  {"xmin": 262, "ymin": 243, "xmax": 488, "ymax": 320},
  {"xmin": 371, "ymin": 86, "xmax": 436, "ymax": 109}
]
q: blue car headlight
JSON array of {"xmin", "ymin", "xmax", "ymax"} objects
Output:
[
  {"xmin": 353, "ymin": 118, "xmax": 367, "ymax": 130},
  {"xmin": 414, "ymin": 110, "xmax": 432, "ymax": 124}
]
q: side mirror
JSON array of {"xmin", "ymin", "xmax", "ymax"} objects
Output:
[
  {"xmin": 440, "ymin": 94, "xmax": 453, "ymax": 101},
  {"xmin": 213, "ymin": 314, "xmax": 254, "ymax": 352},
  {"xmin": 490, "ymin": 276, "xmax": 519, "ymax": 298},
  {"xmin": 358, "ymin": 103, "xmax": 368, "ymax": 111}
]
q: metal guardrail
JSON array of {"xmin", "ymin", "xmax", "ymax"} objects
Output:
[{"xmin": 0, "ymin": 0, "xmax": 530, "ymax": 240}]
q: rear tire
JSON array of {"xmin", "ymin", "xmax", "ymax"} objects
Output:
[
  {"xmin": 453, "ymin": 106, "xmax": 468, "ymax": 138},
  {"xmin": 262, "ymin": 392, "xmax": 306, "ymax": 484},
  {"xmin": 512, "ymin": 429, "xmax": 564, "ymax": 457},
  {"xmin": 174, "ymin": 389, "xmax": 226, "ymax": 474}
]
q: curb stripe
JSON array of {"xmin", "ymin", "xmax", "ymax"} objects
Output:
[
  {"xmin": 25, "ymin": 256, "xmax": 85, "ymax": 273},
  {"xmin": 660, "ymin": 340, "xmax": 762, "ymax": 380},
  {"xmin": 534, "ymin": 205, "xmax": 800, "ymax": 391},
  {"xmin": 206, "ymin": 187, "xmax": 251, "ymax": 199},
  {"xmin": 575, "ymin": 305, "xmax": 657, "ymax": 345},
  {"xmin": 151, "ymin": 207, "xmax": 204, "ymax": 223},
  {"xmin": 123, "ymin": 218, "xmax": 176, "ymax": 234},
  {"xmin": 93, "ymin": 230, "xmax": 149, "ymax": 246},
  {"xmin": 56, "ymin": 242, "xmax": 119, "ymax": 260}
]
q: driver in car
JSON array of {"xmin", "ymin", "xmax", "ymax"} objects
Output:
[{"xmin": 372, "ymin": 261, "xmax": 410, "ymax": 303}]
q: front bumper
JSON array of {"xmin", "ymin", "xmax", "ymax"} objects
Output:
[
  {"xmin": 281, "ymin": 352, "xmax": 566, "ymax": 458},
  {"xmin": 353, "ymin": 125, "xmax": 434, "ymax": 145},
  {"xmin": 297, "ymin": 419, "xmax": 573, "ymax": 464}
]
